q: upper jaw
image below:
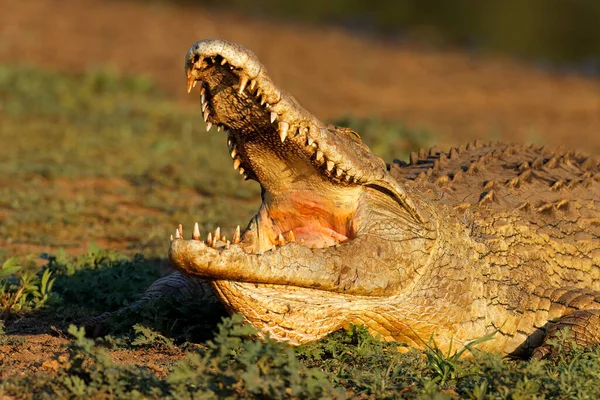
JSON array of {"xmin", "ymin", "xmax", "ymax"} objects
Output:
[
  {"xmin": 185, "ymin": 39, "xmax": 392, "ymax": 187},
  {"xmin": 185, "ymin": 39, "xmax": 427, "ymax": 225}
]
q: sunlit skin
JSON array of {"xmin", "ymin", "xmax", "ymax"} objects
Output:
[{"xmin": 168, "ymin": 39, "xmax": 600, "ymax": 359}]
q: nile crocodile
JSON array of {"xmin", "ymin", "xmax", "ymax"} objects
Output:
[{"xmin": 155, "ymin": 39, "xmax": 600, "ymax": 359}]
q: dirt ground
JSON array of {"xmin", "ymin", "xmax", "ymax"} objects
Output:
[
  {"xmin": 1, "ymin": 0, "xmax": 600, "ymax": 387},
  {"xmin": 1, "ymin": 0, "xmax": 599, "ymax": 151}
]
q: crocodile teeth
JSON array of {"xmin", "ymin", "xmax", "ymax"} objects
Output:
[
  {"xmin": 233, "ymin": 159, "xmax": 241, "ymax": 170},
  {"xmin": 214, "ymin": 227, "xmax": 221, "ymax": 242},
  {"xmin": 186, "ymin": 75, "xmax": 195, "ymax": 93},
  {"xmin": 307, "ymin": 137, "xmax": 315, "ymax": 146},
  {"xmin": 174, "ymin": 228, "xmax": 180, "ymax": 239},
  {"xmin": 239, "ymin": 167, "xmax": 245, "ymax": 175},
  {"xmin": 238, "ymin": 75, "xmax": 249, "ymax": 94},
  {"xmin": 278, "ymin": 121, "xmax": 289, "ymax": 142},
  {"xmin": 217, "ymin": 125, "xmax": 222, "ymax": 132},
  {"xmin": 201, "ymin": 93, "xmax": 205, "ymax": 104},
  {"xmin": 326, "ymin": 160, "xmax": 335, "ymax": 171},
  {"xmin": 230, "ymin": 148, "xmax": 237, "ymax": 158},
  {"xmin": 170, "ymin": 234, "xmax": 174, "ymax": 241},
  {"xmin": 221, "ymin": 58, "xmax": 228, "ymax": 65},
  {"xmin": 177, "ymin": 224, "xmax": 183, "ymax": 238},
  {"xmin": 225, "ymin": 240, "xmax": 230, "ymax": 250},
  {"xmin": 278, "ymin": 233, "xmax": 286, "ymax": 246},
  {"xmin": 345, "ymin": 174, "xmax": 352, "ymax": 182},
  {"xmin": 315, "ymin": 150, "xmax": 324, "ymax": 161},
  {"xmin": 336, "ymin": 168, "xmax": 343, "ymax": 177},
  {"xmin": 286, "ymin": 230, "xmax": 295, "ymax": 243},
  {"xmin": 206, "ymin": 232, "xmax": 213, "ymax": 246},
  {"xmin": 201, "ymin": 100, "xmax": 207, "ymax": 112},
  {"xmin": 206, "ymin": 122, "xmax": 213, "ymax": 131},
  {"xmin": 249, "ymin": 79, "xmax": 257, "ymax": 91},
  {"xmin": 203, "ymin": 108, "xmax": 210, "ymax": 122},
  {"xmin": 270, "ymin": 112, "xmax": 278, "ymax": 123},
  {"xmin": 233, "ymin": 225, "xmax": 241, "ymax": 244},
  {"xmin": 192, "ymin": 222, "xmax": 201, "ymax": 240}
]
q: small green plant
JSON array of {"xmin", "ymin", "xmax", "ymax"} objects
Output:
[
  {"xmin": 130, "ymin": 324, "xmax": 175, "ymax": 350},
  {"xmin": 421, "ymin": 331, "xmax": 496, "ymax": 386},
  {"xmin": 0, "ymin": 257, "xmax": 55, "ymax": 319},
  {"xmin": 44, "ymin": 245, "xmax": 162, "ymax": 313},
  {"xmin": 168, "ymin": 314, "xmax": 343, "ymax": 399}
]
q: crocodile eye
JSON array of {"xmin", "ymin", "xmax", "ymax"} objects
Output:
[{"xmin": 328, "ymin": 125, "xmax": 363, "ymax": 143}]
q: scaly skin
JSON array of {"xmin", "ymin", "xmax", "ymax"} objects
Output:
[{"xmin": 166, "ymin": 39, "xmax": 600, "ymax": 358}]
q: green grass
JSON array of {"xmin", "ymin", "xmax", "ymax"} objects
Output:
[{"xmin": 2, "ymin": 65, "xmax": 599, "ymax": 398}]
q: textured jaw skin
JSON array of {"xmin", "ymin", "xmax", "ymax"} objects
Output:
[{"xmin": 166, "ymin": 39, "xmax": 600, "ymax": 356}]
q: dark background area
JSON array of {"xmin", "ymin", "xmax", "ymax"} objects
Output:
[{"xmin": 190, "ymin": 0, "xmax": 600, "ymax": 74}]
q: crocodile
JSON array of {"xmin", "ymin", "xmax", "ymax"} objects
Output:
[{"xmin": 151, "ymin": 39, "xmax": 600, "ymax": 359}]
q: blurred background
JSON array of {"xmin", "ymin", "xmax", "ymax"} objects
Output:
[{"xmin": 0, "ymin": 0, "xmax": 599, "ymax": 256}]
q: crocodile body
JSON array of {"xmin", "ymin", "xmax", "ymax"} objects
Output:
[{"xmin": 164, "ymin": 39, "xmax": 600, "ymax": 358}]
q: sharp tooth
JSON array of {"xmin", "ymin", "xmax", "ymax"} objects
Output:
[
  {"xmin": 228, "ymin": 139, "xmax": 232, "ymax": 147},
  {"xmin": 214, "ymin": 227, "xmax": 220, "ymax": 242},
  {"xmin": 200, "ymin": 86, "xmax": 205, "ymax": 95},
  {"xmin": 270, "ymin": 112, "xmax": 277, "ymax": 123},
  {"xmin": 202, "ymin": 101, "xmax": 207, "ymax": 112},
  {"xmin": 238, "ymin": 76, "xmax": 249, "ymax": 94},
  {"xmin": 261, "ymin": 98, "xmax": 266, "ymax": 106},
  {"xmin": 249, "ymin": 79, "xmax": 257, "ymax": 91},
  {"xmin": 193, "ymin": 80, "xmax": 197, "ymax": 88},
  {"xmin": 211, "ymin": 238, "xmax": 217, "ymax": 248},
  {"xmin": 278, "ymin": 233, "xmax": 286, "ymax": 246},
  {"xmin": 278, "ymin": 122, "xmax": 289, "ymax": 142},
  {"xmin": 239, "ymin": 167, "xmax": 245, "ymax": 175},
  {"xmin": 226, "ymin": 240, "xmax": 230, "ymax": 250},
  {"xmin": 206, "ymin": 232, "xmax": 212, "ymax": 246},
  {"xmin": 307, "ymin": 137, "xmax": 315, "ymax": 146},
  {"xmin": 231, "ymin": 148, "xmax": 237, "ymax": 158},
  {"xmin": 203, "ymin": 108, "xmax": 210, "ymax": 122},
  {"xmin": 206, "ymin": 122, "xmax": 213, "ymax": 131},
  {"xmin": 315, "ymin": 150, "xmax": 324, "ymax": 161},
  {"xmin": 336, "ymin": 168, "xmax": 343, "ymax": 177},
  {"xmin": 221, "ymin": 58, "xmax": 227, "ymax": 65},
  {"xmin": 243, "ymin": 174, "xmax": 249, "ymax": 180},
  {"xmin": 186, "ymin": 75, "xmax": 195, "ymax": 93},
  {"xmin": 201, "ymin": 93, "xmax": 205, "ymax": 104},
  {"xmin": 345, "ymin": 174, "xmax": 352, "ymax": 182},
  {"xmin": 233, "ymin": 159, "xmax": 241, "ymax": 170},
  {"xmin": 256, "ymin": 88, "xmax": 262, "ymax": 98},
  {"xmin": 170, "ymin": 234, "xmax": 174, "ymax": 241},
  {"xmin": 177, "ymin": 224, "xmax": 183, "ymax": 238},
  {"xmin": 175, "ymin": 229, "xmax": 180, "ymax": 239},
  {"xmin": 221, "ymin": 235, "xmax": 227, "ymax": 243},
  {"xmin": 326, "ymin": 161, "xmax": 335, "ymax": 171},
  {"xmin": 217, "ymin": 125, "xmax": 222, "ymax": 132},
  {"xmin": 233, "ymin": 226, "xmax": 241, "ymax": 244},
  {"xmin": 192, "ymin": 222, "xmax": 201, "ymax": 240},
  {"xmin": 286, "ymin": 230, "xmax": 296, "ymax": 243}
]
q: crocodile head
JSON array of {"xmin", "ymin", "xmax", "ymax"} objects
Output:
[{"xmin": 169, "ymin": 39, "xmax": 439, "ymax": 345}]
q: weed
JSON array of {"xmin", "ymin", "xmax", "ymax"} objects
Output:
[
  {"xmin": 131, "ymin": 324, "xmax": 175, "ymax": 350},
  {"xmin": 168, "ymin": 314, "xmax": 344, "ymax": 399},
  {"xmin": 43, "ymin": 245, "xmax": 162, "ymax": 313},
  {"xmin": 0, "ymin": 257, "xmax": 55, "ymax": 320}
]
